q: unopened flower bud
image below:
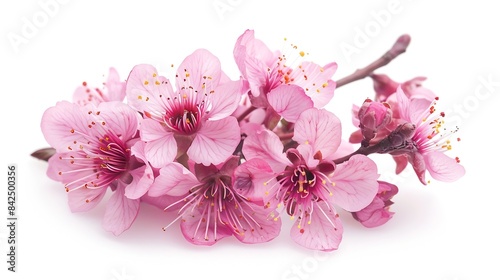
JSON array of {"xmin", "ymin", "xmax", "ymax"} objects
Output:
[
  {"xmin": 352, "ymin": 181, "xmax": 399, "ymax": 228},
  {"xmin": 358, "ymin": 99, "xmax": 392, "ymax": 143}
]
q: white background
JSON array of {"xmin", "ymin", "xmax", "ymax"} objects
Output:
[{"xmin": 1, "ymin": 1, "xmax": 499, "ymax": 280}]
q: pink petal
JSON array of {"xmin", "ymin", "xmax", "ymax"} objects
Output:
[
  {"xmin": 73, "ymin": 85, "xmax": 103, "ymax": 106},
  {"xmin": 102, "ymin": 184, "xmax": 140, "ymax": 236},
  {"xmin": 330, "ymin": 155, "xmax": 379, "ymax": 212},
  {"xmin": 353, "ymin": 197, "xmax": 394, "ymax": 228},
  {"xmin": 95, "ymin": 101, "xmax": 139, "ymax": 141},
  {"xmin": 125, "ymin": 64, "xmax": 175, "ymax": 114},
  {"xmin": 409, "ymin": 98, "xmax": 433, "ymax": 124},
  {"xmin": 41, "ymin": 101, "xmax": 92, "ymax": 152},
  {"xmin": 187, "ymin": 117, "xmax": 240, "ymax": 166},
  {"xmin": 242, "ymin": 127, "xmax": 289, "ymax": 173},
  {"xmin": 67, "ymin": 186, "xmax": 107, "ymax": 212},
  {"xmin": 176, "ymin": 49, "xmax": 222, "ymax": 97},
  {"xmin": 149, "ymin": 162, "xmax": 198, "ymax": 197},
  {"xmin": 207, "ymin": 80, "xmax": 243, "ymax": 121},
  {"xmin": 124, "ymin": 164, "xmax": 154, "ymax": 200},
  {"xmin": 179, "ymin": 209, "xmax": 233, "ymax": 245},
  {"xmin": 105, "ymin": 67, "xmax": 126, "ymax": 102},
  {"xmin": 293, "ymin": 108, "xmax": 342, "ymax": 159},
  {"xmin": 290, "ymin": 201, "xmax": 343, "ymax": 251},
  {"xmin": 290, "ymin": 61, "xmax": 337, "ymax": 108},
  {"xmin": 140, "ymin": 118, "xmax": 177, "ymax": 168},
  {"xmin": 233, "ymin": 158, "xmax": 276, "ymax": 203},
  {"xmin": 424, "ymin": 151, "xmax": 465, "ymax": 182},
  {"xmin": 267, "ymin": 84, "xmax": 313, "ymax": 123},
  {"xmin": 232, "ymin": 204, "xmax": 281, "ymax": 244},
  {"xmin": 409, "ymin": 152, "xmax": 427, "ymax": 185},
  {"xmin": 395, "ymin": 86, "xmax": 411, "ymax": 122},
  {"xmin": 393, "ymin": 154, "xmax": 409, "ymax": 174}
]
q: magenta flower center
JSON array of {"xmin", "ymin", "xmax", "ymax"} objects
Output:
[
  {"xmin": 163, "ymin": 95, "xmax": 204, "ymax": 135},
  {"xmin": 167, "ymin": 175, "xmax": 262, "ymax": 241},
  {"xmin": 61, "ymin": 132, "xmax": 130, "ymax": 192}
]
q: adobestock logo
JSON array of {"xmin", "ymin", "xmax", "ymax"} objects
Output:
[
  {"xmin": 212, "ymin": 0, "xmax": 243, "ymax": 21},
  {"xmin": 7, "ymin": 0, "xmax": 70, "ymax": 54},
  {"xmin": 444, "ymin": 74, "xmax": 499, "ymax": 129},
  {"xmin": 339, "ymin": 0, "xmax": 413, "ymax": 63}
]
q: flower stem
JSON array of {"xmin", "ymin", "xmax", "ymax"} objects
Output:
[
  {"xmin": 236, "ymin": 106, "xmax": 257, "ymax": 122},
  {"xmin": 335, "ymin": 34, "xmax": 411, "ymax": 89}
]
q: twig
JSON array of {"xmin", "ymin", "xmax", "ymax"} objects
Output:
[{"xmin": 335, "ymin": 34, "xmax": 411, "ymax": 88}]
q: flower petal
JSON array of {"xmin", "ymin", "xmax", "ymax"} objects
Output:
[
  {"xmin": 293, "ymin": 108, "xmax": 342, "ymax": 159},
  {"xmin": 102, "ymin": 184, "xmax": 140, "ymax": 235},
  {"xmin": 105, "ymin": 67, "xmax": 126, "ymax": 102},
  {"xmin": 207, "ymin": 79, "xmax": 243, "ymax": 121},
  {"xmin": 233, "ymin": 158, "xmax": 276, "ymax": 203},
  {"xmin": 176, "ymin": 49, "xmax": 222, "ymax": 97},
  {"xmin": 188, "ymin": 117, "xmax": 240, "ymax": 166},
  {"xmin": 330, "ymin": 155, "xmax": 379, "ymax": 212},
  {"xmin": 424, "ymin": 151, "xmax": 465, "ymax": 182},
  {"xmin": 67, "ymin": 186, "xmax": 107, "ymax": 212},
  {"xmin": 267, "ymin": 84, "xmax": 313, "ymax": 123},
  {"xmin": 231, "ymin": 203, "xmax": 281, "ymax": 244},
  {"xmin": 179, "ymin": 209, "xmax": 233, "ymax": 246},
  {"xmin": 125, "ymin": 64, "xmax": 174, "ymax": 115},
  {"xmin": 140, "ymin": 118, "xmax": 177, "ymax": 168},
  {"xmin": 242, "ymin": 127, "xmax": 289, "ymax": 173},
  {"xmin": 95, "ymin": 101, "xmax": 139, "ymax": 141},
  {"xmin": 124, "ymin": 164, "xmax": 154, "ymax": 200},
  {"xmin": 290, "ymin": 201, "xmax": 343, "ymax": 251},
  {"xmin": 41, "ymin": 101, "xmax": 92, "ymax": 152},
  {"xmin": 290, "ymin": 61, "xmax": 337, "ymax": 108},
  {"xmin": 149, "ymin": 162, "xmax": 198, "ymax": 197}
]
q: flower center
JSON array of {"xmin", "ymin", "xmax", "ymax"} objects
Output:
[
  {"xmin": 290, "ymin": 166, "xmax": 316, "ymax": 198},
  {"xmin": 96, "ymin": 134, "xmax": 130, "ymax": 177},
  {"xmin": 164, "ymin": 95, "xmax": 204, "ymax": 135}
]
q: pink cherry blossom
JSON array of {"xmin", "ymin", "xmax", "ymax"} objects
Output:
[
  {"xmin": 390, "ymin": 86, "xmax": 465, "ymax": 184},
  {"xmin": 352, "ymin": 181, "xmax": 398, "ymax": 228},
  {"xmin": 350, "ymin": 74, "xmax": 436, "ymax": 145},
  {"xmin": 41, "ymin": 101, "xmax": 153, "ymax": 235},
  {"xmin": 242, "ymin": 108, "xmax": 379, "ymax": 251},
  {"xmin": 126, "ymin": 49, "xmax": 243, "ymax": 167},
  {"xmin": 73, "ymin": 67, "xmax": 126, "ymax": 106},
  {"xmin": 148, "ymin": 156, "xmax": 281, "ymax": 245},
  {"xmin": 233, "ymin": 29, "xmax": 337, "ymax": 124}
]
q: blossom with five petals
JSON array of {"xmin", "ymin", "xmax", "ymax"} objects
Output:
[
  {"xmin": 126, "ymin": 49, "xmax": 243, "ymax": 167},
  {"xmin": 41, "ymin": 101, "xmax": 153, "ymax": 235},
  {"xmin": 242, "ymin": 108, "xmax": 379, "ymax": 251}
]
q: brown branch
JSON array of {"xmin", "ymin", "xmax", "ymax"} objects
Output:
[{"xmin": 335, "ymin": 34, "xmax": 411, "ymax": 89}]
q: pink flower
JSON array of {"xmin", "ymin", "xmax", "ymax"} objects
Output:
[
  {"xmin": 242, "ymin": 108, "xmax": 379, "ymax": 251},
  {"xmin": 41, "ymin": 101, "xmax": 154, "ymax": 235},
  {"xmin": 126, "ymin": 49, "xmax": 243, "ymax": 167},
  {"xmin": 352, "ymin": 181, "xmax": 398, "ymax": 228},
  {"xmin": 73, "ymin": 67, "xmax": 126, "ymax": 106},
  {"xmin": 233, "ymin": 29, "xmax": 337, "ymax": 124},
  {"xmin": 388, "ymin": 87, "xmax": 465, "ymax": 184},
  {"xmin": 148, "ymin": 156, "xmax": 281, "ymax": 245},
  {"xmin": 350, "ymin": 74, "xmax": 436, "ymax": 145}
]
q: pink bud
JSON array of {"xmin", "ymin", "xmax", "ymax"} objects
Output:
[
  {"xmin": 370, "ymin": 74, "xmax": 399, "ymax": 102},
  {"xmin": 358, "ymin": 99, "xmax": 392, "ymax": 142},
  {"xmin": 351, "ymin": 181, "xmax": 399, "ymax": 228}
]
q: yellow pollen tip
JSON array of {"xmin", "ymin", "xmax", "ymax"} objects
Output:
[
  {"xmin": 155, "ymin": 80, "xmax": 160, "ymax": 85},
  {"xmin": 290, "ymin": 216, "xmax": 295, "ymax": 220},
  {"xmin": 307, "ymin": 221, "xmax": 311, "ymax": 225},
  {"xmin": 138, "ymin": 95, "xmax": 142, "ymax": 100},
  {"xmin": 152, "ymin": 73, "xmax": 157, "ymax": 77},
  {"xmin": 273, "ymin": 217, "xmax": 278, "ymax": 221},
  {"xmin": 299, "ymin": 51, "xmax": 305, "ymax": 57},
  {"xmin": 322, "ymin": 83, "xmax": 328, "ymax": 88},
  {"xmin": 144, "ymin": 80, "xmax": 149, "ymax": 85}
]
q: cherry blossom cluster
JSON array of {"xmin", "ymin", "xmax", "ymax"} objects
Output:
[{"xmin": 34, "ymin": 29, "xmax": 465, "ymax": 251}]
